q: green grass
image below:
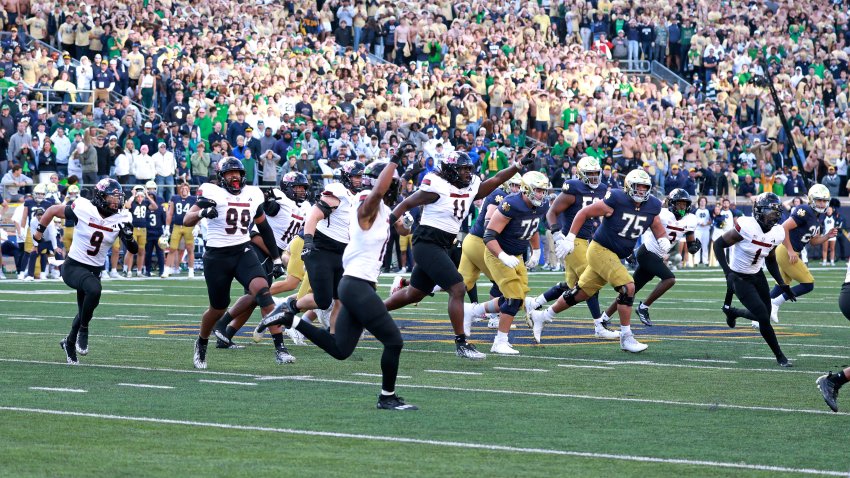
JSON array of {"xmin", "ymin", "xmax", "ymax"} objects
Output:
[{"xmin": 2, "ymin": 266, "xmax": 850, "ymax": 477}]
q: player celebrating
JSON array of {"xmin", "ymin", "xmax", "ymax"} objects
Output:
[
  {"xmin": 213, "ymin": 171, "xmax": 311, "ymax": 364},
  {"xmin": 162, "ymin": 182, "xmax": 197, "ymax": 278},
  {"xmin": 182, "ymin": 157, "xmax": 286, "ymax": 369},
  {"xmin": 770, "ymin": 184, "xmax": 835, "ymax": 322},
  {"xmin": 32, "ymin": 179, "xmax": 135, "ymax": 364},
  {"xmin": 383, "ymin": 148, "xmax": 535, "ymax": 360},
  {"xmin": 525, "ymin": 156, "xmax": 616, "ymax": 339},
  {"xmin": 714, "ymin": 193, "xmax": 794, "ymax": 367},
  {"xmin": 527, "ymin": 170, "xmax": 668, "ymax": 352},
  {"xmin": 599, "ymin": 188, "xmax": 700, "ymax": 327},
  {"xmin": 470, "ymin": 171, "xmax": 550, "ymax": 354}
]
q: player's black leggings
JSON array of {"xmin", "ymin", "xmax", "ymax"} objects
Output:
[
  {"xmin": 295, "ymin": 276, "xmax": 404, "ymax": 393},
  {"xmin": 632, "ymin": 244, "xmax": 675, "ymax": 292},
  {"xmin": 304, "ymin": 248, "xmax": 344, "ymax": 310},
  {"xmin": 62, "ymin": 258, "xmax": 103, "ymax": 343},
  {"xmin": 840, "ymin": 283, "xmax": 850, "ymax": 320},
  {"xmin": 728, "ymin": 270, "xmax": 784, "ymax": 358}
]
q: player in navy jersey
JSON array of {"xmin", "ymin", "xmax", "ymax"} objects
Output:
[
  {"xmin": 525, "ymin": 157, "xmax": 617, "ymax": 340},
  {"xmin": 527, "ymin": 169, "xmax": 668, "ymax": 353},
  {"xmin": 770, "ymin": 184, "xmax": 835, "ymax": 322},
  {"xmin": 123, "ymin": 185, "xmax": 159, "ymax": 277},
  {"xmin": 162, "ymin": 182, "xmax": 197, "ymax": 278},
  {"xmin": 464, "ymin": 172, "xmax": 550, "ymax": 354},
  {"xmin": 145, "ymin": 200, "xmax": 167, "ymax": 276},
  {"xmin": 20, "ymin": 183, "xmax": 55, "ymax": 279}
]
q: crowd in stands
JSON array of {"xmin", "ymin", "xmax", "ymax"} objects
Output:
[{"xmin": 0, "ymin": 0, "xmax": 848, "ymax": 206}]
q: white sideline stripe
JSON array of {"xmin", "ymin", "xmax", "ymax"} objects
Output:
[
  {"xmin": 424, "ymin": 369, "xmax": 482, "ymax": 376},
  {"xmin": 352, "ymin": 373, "xmax": 411, "ymax": 379},
  {"xmin": 0, "ymin": 406, "xmax": 844, "ymax": 477},
  {"xmin": 7, "ymin": 317, "xmax": 44, "ymax": 321},
  {"xmin": 492, "ymin": 367, "xmax": 549, "ymax": 372},
  {"xmin": 741, "ymin": 356, "xmax": 783, "ymax": 361},
  {"xmin": 557, "ymin": 364, "xmax": 613, "ymax": 370},
  {"xmin": 799, "ymin": 354, "xmax": 849, "ymax": 359},
  {"xmin": 29, "ymin": 387, "xmax": 86, "ymax": 393},
  {"xmin": 198, "ymin": 379, "xmax": 257, "ymax": 386},
  {"xmin": 117, "ymin": 383, "xmax": 174, "ymax": 390},
  {"xmin": 2, "ymin": 357, "xmax": 844, "ymax": 417},
  {"xmin": 682, "ymin": 359, "xmax": 738, "ymax": 364}
]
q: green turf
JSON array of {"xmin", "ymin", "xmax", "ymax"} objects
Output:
[{"xmin": 1, "ymin": 266, "xmax": 850, "ymax": 477}]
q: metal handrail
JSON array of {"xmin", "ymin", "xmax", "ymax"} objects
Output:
[
  {"xmin": 616, "ymin": 60, "xmax": 651, "ymax": 73},
  {"xmin": 27, "ymin": 87, "xmax": 95, "ymax": 111}
]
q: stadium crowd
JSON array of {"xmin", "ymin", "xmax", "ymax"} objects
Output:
[{"xmin": 2, "ymin": 0, "xmax": 850, "ymax": 280}]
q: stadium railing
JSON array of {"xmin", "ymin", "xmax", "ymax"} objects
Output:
[
  {"xmin": 650, "ymin": 61, "xmax": 692, "ymax": 92},
  {"xmin": 616, "ymin": 60, "xmax": 651, "ymax": 73}
]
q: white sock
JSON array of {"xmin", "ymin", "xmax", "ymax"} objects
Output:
[
  {"xmin": 594, "ymin": 313, "xmax": 609, "ymax": 326},
  {"xmin": 471, "ymin": 302, "xmax": 487, "ymax": 316},
  {"xmin": 534, "ymin": 294, "xmax": 546, "ymax": 308},
  {"xmin": 639, "ymin": 302, "xmax": 649, "ymax": 310},
  {"xmin": 290, "ymin": 315, "xmax": 302, "ymax": 329},
  {"xmin": 621, "ymin": 325, "xmax": 631, "ymax": 335},
  {"xmin": 496, "ymin": 331, "xmax": 509, "ymax": 343},
  {"xmin": 381, "ymin": 389, "xmax": 394, "ymax": 397},
  {"xmin": 543, "ymin": 307, "xmax": 557, "ymax": 321},
  {"xmin": 772, "ymin": 295, "xmax": 786, "ymax": 307}
]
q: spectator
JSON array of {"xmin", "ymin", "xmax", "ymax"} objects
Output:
[
  {"xmin": 190, "ymin": 143, "xmax": 211, "ymax": 186},
  {"xmin": 153, "ymin": 142, "xmax": 176, "ymax": 202},
  {"xmin": 1, "ymin": 164, "xmax": 32, "ymax": 201},
  {"xmin": 823, "ymin": 166, "xmax": 841, "ymax": 198},
  {"xmin": 785, "ymin": 166, "xmax": 807, "ymax": 196}
]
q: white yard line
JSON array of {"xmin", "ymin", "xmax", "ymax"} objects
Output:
[
  {"xmin": 29, "ymin": 387, "xmax": 86, "ymax": 393},
  {"xmin": 741, "ymin": 356, "xmax": 783, "ymax": 361},
  {"xmin": 424, "ymin": 369, "xmax": 482, "ymax": 376},
  {"xmin": 117, "ymin": 383, "xmax": 174, "ymax": 390},
  {"xmin": 352, "ymin": 373, "xmax": 411, "ymax": 379},
  {"xmin": 682, "ymin": 359, "xmax": 738, "ymax": 364},
  {"xmin": 492, "ymin": 367, "xmax": 549, "ymax": 372},
  {"xmin": 7, "ymin": 317, "xmax": 44, "ymax": 321},
  {"xmin": 0, "ymin": 406, "xmax": 844, "ymax": 476},
  {"xmin": 198, "ymin": 379, "xmax": 257, "ymax": 386},
  {"xmin": 798, "ymin": 354, "xmax": 849, "ymax": 359},
  {"xmin": 556, "ymin": 364, "xmax": 613, "ymax": 370}
]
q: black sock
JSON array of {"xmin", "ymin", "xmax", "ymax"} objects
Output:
[
  {"xmin": 225, "ymin": 325, "xmax": 237, "ymax": 340},
  {"xmin": 198, "ymin": 336, "xmax": 208, "ymax": 345},
  {"xmin": 289, "ymin": 297, "xmax": 301, "ymax": 314},
  {"xmin": 215, "ymin": 312, "xmax": 232, "ymax": 331},
  {"xmin": 271, "ymin": 332, "xmax": 284, "ymax": 350},
  {"xmin": 832, "ymin": 372, "xmax": 849, "ymax": 386},
  {"xmin": 723, "ymin": 288, "xmax": 734, "ymax": 307},
  {"xmin": 467, "ymin": 285, "xmax": 479, "ymax": 304},
  {"xmin": 454, "ymin": 334, "xmax": 467, "ymax": 344}
]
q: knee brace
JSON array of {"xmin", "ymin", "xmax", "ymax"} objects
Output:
[
  {"xmin": 616, "ymin": 286, "xmax": 634, "ymax": 306},
  {"xmin": 561, "ymin": 286, "xmax": 582, "ymax": 306},
  {"xmin": 489, "ymin": 282, "xmax": 503, "ymax": 299},
  {"xmin": 255, "ymin": 287, "xmax": 274, "ymax": 308},
  {"xmin": 498, "ymin": 297, "xmax": 523, "ymax": 316},
  {"xmin": 555, "ymin": 282, "xmax": 570, "ymax": 294}
]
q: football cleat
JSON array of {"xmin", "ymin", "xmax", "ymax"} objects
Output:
[
  {"xmin": 620, "ymin": 332, "xmax": 648, "ymax": 353},
  {"xmin": 722, "ymin": 305, "xmax": 737, "ymax": 328},
  {"xmin": 751, "ymin": 321, "xmax": 760, "ymax": 330},
  {"xmin": 524, "ymin": 295, "xmax": 540, "ymax": 319},
  {"xmin": 275, "ymin": 347, "xmax": 296, "ymax": 364},
  {"xmin": 286, "ymin": 326, "xmax": 306, "ymax": 345},
  {"xmin": 213, "ymin": 327, "xmax": 233, "ymax": 346},
  {"xmin": 256, "ymin": 298, "xmax": 295, "ymax": 334},
  {"xmin": 490, "ymin": 340, "xmax": 520, "ymax": 355},
  {"xmin": 317, "ymin": 303, "xmax": 333, "ymax": 329},
  {"xmin": 193, "ymin": 338, "xmax": 207, "ymax": 369},
  {"xmin": 817, "ymin": 374, "xmax": 840, "ymax": 412},
  {"xmin": 215, "ymin": 338, "xmax": 244, "ymax": 349},
  {"xmin": 390, "ymin": 275, "xmax": 407, "ymax": 296},
  {"xmin": 109, "ymin": 270, "xmax": 120, "ymax": 279},
  {"xmin": 188, "ymin": 269, "xmax": 195, "ymax": 278},
  {"xmin": 75, "ymin": 326, "xmax": 89, "ymax": 355},
  {"xmin": 161, "ymin": 268, "xmax": 170, "ymax": 278},
  {"xmin": 776, "ymin": 354, "xmax": 793, "ymax": 368},
  {"xmin": 594, "ymin": 323, "xmax": 620, "ymax": 340},
  {"xmin": 60, "ymin": 338, "xmax": 78, "ymax": 365},
  {"xmin": 770, "ymin": 301, "xmax": 780, "ymax": 324},
  {"xmin": 377, "ymin": 394, "xmax": 418, "ymax": 411},
  {"xmin": 462, "ymin": 303, "xmax": 476, "ymax": 337},
  {"xmin": 526, "ymin": 310, "xmax": 547, "ymax": 343},
  {"xmin": 636, "ymin": 302, "xmax": 653, "ymax": 326},
  {"xmin": 455, "ymin": 342, "xmax": 486, "ymax": 360}
]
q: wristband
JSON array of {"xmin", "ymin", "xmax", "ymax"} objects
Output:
[
  {"xmin": 548, "ymin": 223, "xmax": 559, "ymax": 233},
  {"xmin": 35, "ymin": 223, "xmax": 47, "ymax": 233}
]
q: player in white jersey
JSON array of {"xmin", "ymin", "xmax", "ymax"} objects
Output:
[
  {"xmin": 32, "ymin": 178, "xmax": 136, "ymax": 364},
  {"xmin": 713, "ymin": 193, "xmax": 795, "ymax": 367},
  {"xmin": 693, "ymin": 196, "xmax": 712, "ymax": 265},
  {"xmin": 383, "ymin": 148, "xmax": 536, "ymax": 360},
  {"xmin": 212, "ymin": 172, "xmax": 312, "ymax": 364},
  {"xmin": 258, "ymin": 160, "xmax": 418, "ymax": 410},
  {"xmin": 598, "ymin": 188, "xmax": 700, "ymax": 327},
  {"xmin": 182, "ymin": 158, "xmax": 286, "ymax": 369}
]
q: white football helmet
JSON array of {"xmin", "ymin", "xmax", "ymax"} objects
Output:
[
  {"xmin": 624, "ymin": 169, "xmax": 653, "ymax": 203},
  {"xmin": 520, "ymin": 171, "xmax": 551, "ymax": 207},
  {"xmin": 576, "ymin": 156, "xmax": 602, "ymax": 189},
  {"xmin": 808, "ymin": 183, "xmax": 830, "ymax": 213},
  {"xmin": 33, "ymin": 183, "xmax": 46, "ymax": 202},
  {"xmin": 505, "ymin": 173, "xmax": 523, "ymax": 193}
]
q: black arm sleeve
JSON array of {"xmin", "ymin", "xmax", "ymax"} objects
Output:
[
  {"xmin": 765, "ymin": 251, "xmax": 784, "ymax": 285},
  {"xmin": 712, "ymin": 237, "xmax": 730, "ymax": 276},
  {"xmin": 64, "ymin": 205, "xmax": 78, "ymax": 226},
  {"xmin": 122, "ymin": 236, "xmax": 139, "ymax": 254},
  {"xmin": 483, "ymin": 228, "xmax": 499, "ymax": 245},
  {"xmin": 256, "ymin": 218, "xmax": 280, "ymax": 259}
]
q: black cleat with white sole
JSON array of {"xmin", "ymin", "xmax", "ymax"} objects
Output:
[
  {"xmin": 256, "ymin": 298, "xmax": 296, "ymax": 334},
  {"xmin": 635, "ymin": 302, "xmax": 653, "ymax": 326},
  {"xmin": 213, "ymin": 327, "xmax": 233, "ymax": 346},
  {"xmin": 777, "ymin": 354, "xmax": 793, "ymax": 368},
  {"xmin": 722, "ymin": 305, "xmax": 737, "ymax": 328},
  {"xmin": 455, "ymin": 342, "xmax": 486, "ymax": 360},
  {"xmin": 216, "ymin": 338, "xmax": 244, "ymax": 349},
  {"xmin": 193, "ymin": 338, "xmax": 208, "ymax": 369},
  {"xmin": 60, "ymin": 338, "xmax": 78, "ymax": 365},
  {"xmin": 76, "ymin": 327, "xmax": 89, "ymax": 355},
  {"xmin": 377, "ymin": 394, "xmax": 418, "ymax": 410},
  {"xmin": 275, "ymin": 347, "xmax": 296, "ymax": 364},
  {"xmin": 817, "ymin": 373, "xmax": 840, "ymax": 412}
]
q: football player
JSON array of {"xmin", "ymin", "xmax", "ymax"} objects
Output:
[
  {"xmin": 466, "ymin": 171, "xmax": 550, "ymax": 354},
  {"xmin": 214, "ymin": 171, "xmax": 312, "ymax": 364},
  {"xmin": 525, "ymin": 156, "xmax": 616, "ymax": 339},
  {"xmin": 261, "ymin": 159, "xmax": 418, "ymax": 410},
  {"xmin": 770, "ymin": 184, "xmax": 835, "ymax": 322},
  {"xmin": 527, "ymin": 170, "xmax": 667, "ymax": 353},
  {"xmin": 714, "ymin": 193, "xmax": 794, "ymax": 367},
  {"xmin": 145, "ymin": 194, "xmax": 167, "ymax": 277},
  {"xmin": 599, "ymin": 188, "xmax": 699, "ymax": 327},
  {"xmin": 123, "ymin": 185, "xmax": 159, "ymax": 277},
  {"xmin": 182, "ymin": 157, "xmax": 285, "ymax": 369},
  {"xmin": 20, "ymin": 183, "xmax": 55, "ymax": 279},
  {"xmin": 162, "ymin": 181, "xmax": 197, "ymax": 278},
  {"xmin": 816, "ymin": 266, "xmax": 850, "ymax": 412},
  {"xmin": 23, "ymin": 208, "xmax": 56, "ymax": 281},
  {"xmin": 32, "ymin": 178, "xmax": 135, "ymax": 364},
  {"xmin": 383, "ymin": 148, "xmax": 536, "ymax": 360}
]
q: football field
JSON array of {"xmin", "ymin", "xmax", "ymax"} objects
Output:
[{"xmin": 1, "ymin": 267, "xmax": 850, "ymax": 477}]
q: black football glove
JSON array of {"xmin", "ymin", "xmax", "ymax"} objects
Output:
[
  {"xmin": 687, "ymin": 238, "xmax": 702, "ymax": 255},
  {"xmin": 119, "ymin": 223, "xmax": 134, "ymax": 242},
  {"xmin": 301, "ymin": 234, "xmax": 315, "ymax": 260},
  {"xmin": 272, "ymin": 260, "xmax": 285, "ymax": 279},
  {"xmin": 198, "ymin": 200, "xmax": 218, "ymax": 219},
  {"xmin": 392, "ymin": 141, "xmax": 417, "ymax": 167},
  {"xmin": 402, "ymin": 157, "xmax": 424, "ymax": 182},
  {"xmin": 518, "ymin": 148, "xmax": 535, "ymax": 166},
  {"xmin": 779, "ymin": 283, "xmax": 797, "ymax": 302}
]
